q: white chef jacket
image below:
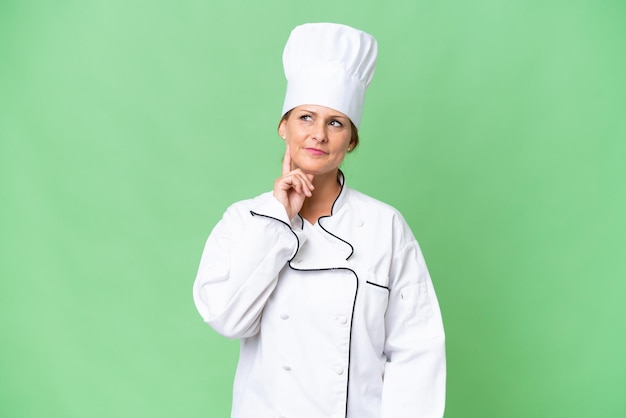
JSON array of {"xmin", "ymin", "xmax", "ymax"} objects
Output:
[{"xmin": 193, "ymin": 174, "xmax": 446, "ymax": 418}]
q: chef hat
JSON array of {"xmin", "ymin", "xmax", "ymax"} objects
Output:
[{"xmin": 281, "ymin": 23, "xmax": 378, "ymax": 128}]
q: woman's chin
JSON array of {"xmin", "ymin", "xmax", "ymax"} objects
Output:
[{"xmin": 299, "ymin": 166, "xmax": 338, "ymax": 178}]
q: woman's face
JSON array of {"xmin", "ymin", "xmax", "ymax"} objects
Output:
[{"xmin": 278, "ymin": 105, "xmax": 354, "ymax": 176}]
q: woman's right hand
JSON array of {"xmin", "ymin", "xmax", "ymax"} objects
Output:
[{"xmin": 273, "ymin": 145, "xmax": 314, "ymax": 220}]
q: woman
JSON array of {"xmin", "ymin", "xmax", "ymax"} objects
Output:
[{"xmin": 193, "ymin": 23, "xmax": 446, "ymax": 418}]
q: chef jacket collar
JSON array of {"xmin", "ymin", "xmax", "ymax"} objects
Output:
[
  {"xmin": 294, "ymin": 169, "xmax": 348, "ymax": 229},
  {"xmin": 332, "ymin": 169, "xmax": 348, "ymax": 214},
  {"xmin": 291, "ymin": 170, "xmax": 355, "ymax": 265},
  {"xmin": 320, "ymin": 169, "xmax": 362, "ymax": 260}
]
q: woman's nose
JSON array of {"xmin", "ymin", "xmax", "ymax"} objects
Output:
[{"xmin": 311, "ymin": 122, "xmax": 328, "ymax": 142}]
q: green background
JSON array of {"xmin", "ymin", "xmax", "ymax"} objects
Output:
[{"xmin": 1, "ymin": 0, "xmax": 625, "ymax": 417}]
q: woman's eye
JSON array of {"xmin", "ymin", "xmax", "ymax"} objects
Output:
[
  {"xmin": 300, "ymin": 114, "xmax": 312, "ymax": 121},
  {"xmin": 329, "ymin": 120, "xmax": 343, "ymax": 127}
]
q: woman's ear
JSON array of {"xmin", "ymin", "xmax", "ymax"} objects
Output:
[{"xmin": 278, "ymin": 120, "xmax": 287, "ymax": 140}]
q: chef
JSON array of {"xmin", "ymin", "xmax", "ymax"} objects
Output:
[{"xmin": 193, "ymin": 22, "xmax": 446, "ymax": 418}]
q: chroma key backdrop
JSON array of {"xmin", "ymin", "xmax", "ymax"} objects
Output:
[{"xmin": 1, "ymin": 1, "xmax": 625, "ymax": 417}]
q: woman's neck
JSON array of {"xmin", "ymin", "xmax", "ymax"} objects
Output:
[{"xmin": 299, "ymin": 169, "xmax": 342, "ymax": 224}]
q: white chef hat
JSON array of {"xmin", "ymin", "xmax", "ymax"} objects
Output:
[{"xmin": 281, "ymin": 23, "xmax": 378, "ymax": 128}]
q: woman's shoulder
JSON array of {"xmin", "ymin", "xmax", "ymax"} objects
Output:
[
  {"xmin": 223, "ymin": 191, "xmax": 276, "ymax": 216},
  {"xmin": 206, "ymin": 191, "xmax": 281, "ymax": 232},
  {"xmin": 227, "ymin": 191, "xmax": 273, "ymax": 207},
  {"xmin": 343, "ymin": 186, "xmax": 417, "ymax": 242},
  {"xmin": 344, "ymin": 187, "xmax": 404, "ymax": 217}
]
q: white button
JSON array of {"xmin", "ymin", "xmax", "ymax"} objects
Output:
[
  {"xmin": 280, "ymin": 313, "xmax": 289, "ymax": 320},
  {"xmin": 283, "ymin": 365, "xmax": 291, "ymax": 371},
  {"xmin": 336, "ymin": 315, "xmax": 347, "ymax": 325},
  {"xmin": 334, "ymin": 366, "xmax": 344, "ymax": 375}
]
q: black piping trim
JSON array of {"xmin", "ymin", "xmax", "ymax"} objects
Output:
[
  {"xmin": 307, "ymin": 170, "xmax": 356, "ymax": 417},
  {"xmin": 366, "ymin": 280, "xmax": 389, "ymax": 290},
  {"xmin": 256, "ymin": 170, "xmax": 357, "ymax": 417},
  {"xmin": 249, "ymin": 210, "xmax": 300, "ymax": 262},
  {"xmin": 317, "ymin": 170, "xmax": 355, "ymax": 260},
  {"xmin": 345, "ymin": 269, "xmax": 358, "ymax": 418},
  {"xmin": 287, "ymin": 263, "xmax": 358, "ymax": 418}
]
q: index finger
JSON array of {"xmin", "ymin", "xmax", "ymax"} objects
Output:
[{"xmin": 282, "ymin": 144, "xmax": 292, "ymax": 176}]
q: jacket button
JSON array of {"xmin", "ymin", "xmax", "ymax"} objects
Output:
[
  {"xmin": 282, "ymin": 365, "xmax": 291, "ymax": 371},
  {"xmin": 334, "ymin": 366, "xmax": 344, "ymax": 375},
  {"xmin": 336, "ymin": 315, "xmax": 347, "ymax": 325},
  {"xmin": 280, "ymin": 313, "xmax": 289, "ymax": 320}
]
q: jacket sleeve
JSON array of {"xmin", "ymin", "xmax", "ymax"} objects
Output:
[
  {"xmin": 380, "ymin": 239, "xmax": 446, "ymax": 418},
  {"xmin": 192, "ymin": 196, "xmax": 303, "ymax": 339}
]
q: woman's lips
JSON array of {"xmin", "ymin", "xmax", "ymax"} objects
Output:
[{"xmin": 305, "ymin": 147, "xmax": 328, "ymax": 156}]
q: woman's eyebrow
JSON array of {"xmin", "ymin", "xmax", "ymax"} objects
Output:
[{"xmin": 299, "ymin": 109, "xmax": 348, "ymax": 120}]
